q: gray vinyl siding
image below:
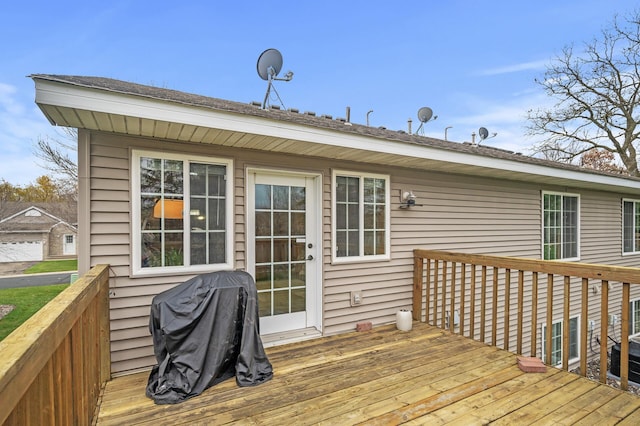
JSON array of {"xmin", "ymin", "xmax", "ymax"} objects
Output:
[{"xmin": 85, "ymin": 131, "xmax": 640, "ymax": 375}]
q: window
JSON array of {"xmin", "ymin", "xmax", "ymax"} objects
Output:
[
  {"xmin": 332, "ymin": 171, "xmax": 390, "ymax": 262},
  {"xmin": 543, "ymin": 192, "xmax": 579, "ymax": 260},
  {"xmin": 65, "ymin": 235, "xmax": 74, "ymax": 244},
  {"xmin": 630, "ymin": 299, "xmax": 640, "ymax": 337},
  {"xmin": 132, "ymin": 151, "xmax": 233, "ymax": 275},
  {"xmin": 623, "ymin": 199, "xmax": 640, "ymax": 254},
  {"xmin": 542, "ymin": 316, "xmax": 579, "ymax": 366}
]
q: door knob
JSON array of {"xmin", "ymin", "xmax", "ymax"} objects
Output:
[{"xmin": 307, "ymin": 255, "xmax": 314, "ymax": 260}]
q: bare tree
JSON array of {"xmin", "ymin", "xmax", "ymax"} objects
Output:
[
  {"xmin": 527, "ymin": 10, "xmax": 640, "ymax": 176},
  {"xmin": 34, "ymin": 127, "xmax": 78, "ymax": 181}
]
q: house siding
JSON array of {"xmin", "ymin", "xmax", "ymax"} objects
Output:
[{"xmin": 85, "ymin": 131, "xmax": 640, "ymax": 375}]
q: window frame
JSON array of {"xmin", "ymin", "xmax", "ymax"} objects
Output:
[
  {"xmin": 630, "ymin": 298, "xmax": 640, "ymax": 338},
  {"xmin": 542, "ymin": 191, "xmax": 580, "ymax": 261},
  {"xmin": 331, "ymin": 170, "xmax": 391, "ymax": 264},
  {"xmin": 131, "ymin": 150, "xmax": 234, "ymax": 277},
  {"xmin": 541, "ymin": 316, "xmax": 580, "ymax": 367},
  {"xmin": 622, "ymin": 199, "xmax": 640, "ymax": 255}
]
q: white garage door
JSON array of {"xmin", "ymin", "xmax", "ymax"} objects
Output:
[{"xmin": 0, "ymin": 241, "xmax": 43, "ymax": 263}]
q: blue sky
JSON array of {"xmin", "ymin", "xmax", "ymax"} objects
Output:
[{"xmin": 1, "ymin": 0, "xmax": 638, "ymax": 185}]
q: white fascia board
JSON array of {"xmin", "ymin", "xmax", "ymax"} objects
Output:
[{"xmin": 35, "ymin": 79, "xmax": 640, "ymax": 192}]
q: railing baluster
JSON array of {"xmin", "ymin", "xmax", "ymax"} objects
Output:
[
  {"xmin": 460, "ymin": 263, "xmax": 466, "ymax": 336},
  {"xmin": 621, "ymin": 282, "xmax": 630, "ymax": 391},
  {"xmin": 545, "ymin": 274, "xmax": 554, "ymax": 366},
  {"xmin": 505, "ymin": 269, "xmax": 511, "ymax": 351},
  {"xmin": 562, "ymin": 275, "xmax": 570, "ymax": 371},
  {"xmin": 441, "ymin": 261, "xmax": 448, "ymax": 328},
  {"xmin": 450, "ymin": 262, "xmax": 456, "ymax": 332},
  {"xmin": 469, "ymin": 264, "xmax": 477, "ymax": 340},
  {"xmin": 580, "ymin": 277, "xmax": 588, "ymax": 377},
  {"xmin": 492, "ymin": 267, "xmax": 498, "ymax": 347},
  {"xmin": 600, "ymin": 280, "xmax": 609, "ymax": 384},
  {"xmin": 517, "ymin": 270, "xmax": 524, "ymax": 355},
  {"xmin": 531, "ymin": 272, "xmax": 538, "ymax": 357},
  {"xmin": 432, "ymin": 260, "xmax": 439, "ymax": 326},
  {"xmin": 480, "ymin": 265, "xmax": 487, "ymax": 343},
  {"xmin": 425, "ymin": 258, "xmax": 431, "ymax": 323}
]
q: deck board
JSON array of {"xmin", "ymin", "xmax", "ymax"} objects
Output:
[{"xmin": 95, "ymin": 322, "xmax": 640, "ymax": 425}]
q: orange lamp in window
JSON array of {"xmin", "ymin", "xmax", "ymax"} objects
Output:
[{"xmin": 153, "ymin": 199, "xmax": 183, "ymax": 219}]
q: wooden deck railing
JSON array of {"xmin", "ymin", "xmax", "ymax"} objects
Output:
[
  {"xmin": 0, "ymin": 264, "xmax": 111, "ymax": 425},
  {"xmin": 413, "ymin": 249, "xmax": 640, "ymax": 391}
]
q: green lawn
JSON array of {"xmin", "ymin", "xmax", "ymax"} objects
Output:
[
  {"xmin": 24, "ymin": 259, "xmax": 77, "ymax": 274},
  {"xmin": 0, "ymin": 284, "xmax": 69, "ymax": 341}
]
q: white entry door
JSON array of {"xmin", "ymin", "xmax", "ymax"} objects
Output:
[
  {"xmin": 63, "ymin": 234, "xmax": 76, "ymax": 255},
  {"xmin": 247, "ymin": 170, "xmax": 321, "ymax": 335}
]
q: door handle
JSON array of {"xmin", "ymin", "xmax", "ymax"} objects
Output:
[{"xmin": 307, "ymin": 255, "xmax": 314, "ymax": 261}]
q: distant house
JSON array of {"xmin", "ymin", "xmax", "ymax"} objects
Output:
[
  {"xmin": 0, "ymin": 203, "xmax": 77, "ymax": 263},
  {"xmin": 31, "ymin": 74, "xmax": 640, "ymax": 376}
]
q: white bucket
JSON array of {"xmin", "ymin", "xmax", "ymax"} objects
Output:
[{"xmin": 396, "ymin": 309, "xmax": 412, "ymax": 331}]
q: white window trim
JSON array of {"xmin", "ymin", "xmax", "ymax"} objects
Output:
[
  {"xmin": 331, "ymin": 170, "xmax": 391, "ymax": 264},
  {"xmin": 541, "ymin": 315, "xmax": 580, "ymax": 367},
  {"xmin": 131, "ymin": 150, "xmax": 234, "ymax": 277},
  {"xmin": 622, "ymin": 198, "xmax": 640, "ymax": 256},
  {"xmin": 541, "ymin": 191, "xmax": 580, "ymax": 261},
  {"xmin": 630, "ymin": 298, "xmax": 640, "ymax": 338}
]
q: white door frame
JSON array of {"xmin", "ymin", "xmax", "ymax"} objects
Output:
[{"xmin": 246, "ymin": 167, "xmax": 323, "ymax": 334}]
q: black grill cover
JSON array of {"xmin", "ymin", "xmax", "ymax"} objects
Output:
[{"xmin": 145, "ymin": 271, "xmax": 273, "ymax": 404}]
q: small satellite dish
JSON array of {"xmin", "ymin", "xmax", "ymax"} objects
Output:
[
  {"xmin": 257, "ymin": 48, "xmax": 283, "ymax": 81},
  {"xmin": 476, "ymin": 126, "xmax": 497, "ymax": 145},
  {"xmin": 257, "ymin": 48, "xmax": 294, "ymax": 109},
  {"xmin": 415, "ymin": 106, "xmax": 437, "ymax": 135},
  {"xmin": 418, "ymin": 107, "xmax": 433, "ymax": 123}
]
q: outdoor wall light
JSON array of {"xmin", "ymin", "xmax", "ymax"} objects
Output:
[{"xmin": 399, "ymin": 191, "xmax": 422, "ymax": 209}]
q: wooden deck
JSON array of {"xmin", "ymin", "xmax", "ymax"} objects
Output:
[{"xmin": 95, "ymin": 322, "xmax": 640, "ymax": 425}]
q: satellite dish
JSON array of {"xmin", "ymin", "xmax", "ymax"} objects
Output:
[
  {"xmin": 257, "ymin": 48, "xmax": 283, "ymax": 81},
  {"xmin": 417, "ymin": 107, "xmax": 433, "ymax": 123},
  {"xmin": 475, "ymin": 126, "xmax": 497, "ymax": 145},
  {"xmin": 256, "ymin": 48, "xmax": 294, "ymax": 109},
  {"xmin": 415, "ymin": 106, "xmax": 437, "ymax": 135}
]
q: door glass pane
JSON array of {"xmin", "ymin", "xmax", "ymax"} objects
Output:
[
  {"xmin": 274, "ymin": 290, "xmax": 289, "ymax": 315},
  {"xmin": 291, "ymin": 288, "xmax": 305, "ymax": 313},
  {"xmin": 273, "ymin": 186, "xmax": 289, "ymax": 210},
  {"xmin": 255, "ymin": 265, "xmax": 271, "ymax": 291}
]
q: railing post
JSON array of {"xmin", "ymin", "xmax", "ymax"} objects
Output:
[{"xmin": 413, "ymin": 253, "xmax": 423, "ymax": 322}]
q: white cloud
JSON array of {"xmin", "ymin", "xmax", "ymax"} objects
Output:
[
  {"xmin": 478, "ymin": 59, "xmax": 549, "ymax": 76},
  {"xmin": 0, "ymin": 81, "xmax": 53, "ymax": 185}
]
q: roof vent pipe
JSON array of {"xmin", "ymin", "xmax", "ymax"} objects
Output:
[
  {"xmin": 366, "ymin": 110, "xmax": 373, "ymax": 126},
  {"xmin": 408, "ymin": 118, "xmax": 412, "ymax": 135},
  {"xmin": 471, "ymin": 132, "xmax": 476, "ymax": 145},
  {"xmin": 346, "ymin": 106, "xmax": 351, "ymax": 123}
]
